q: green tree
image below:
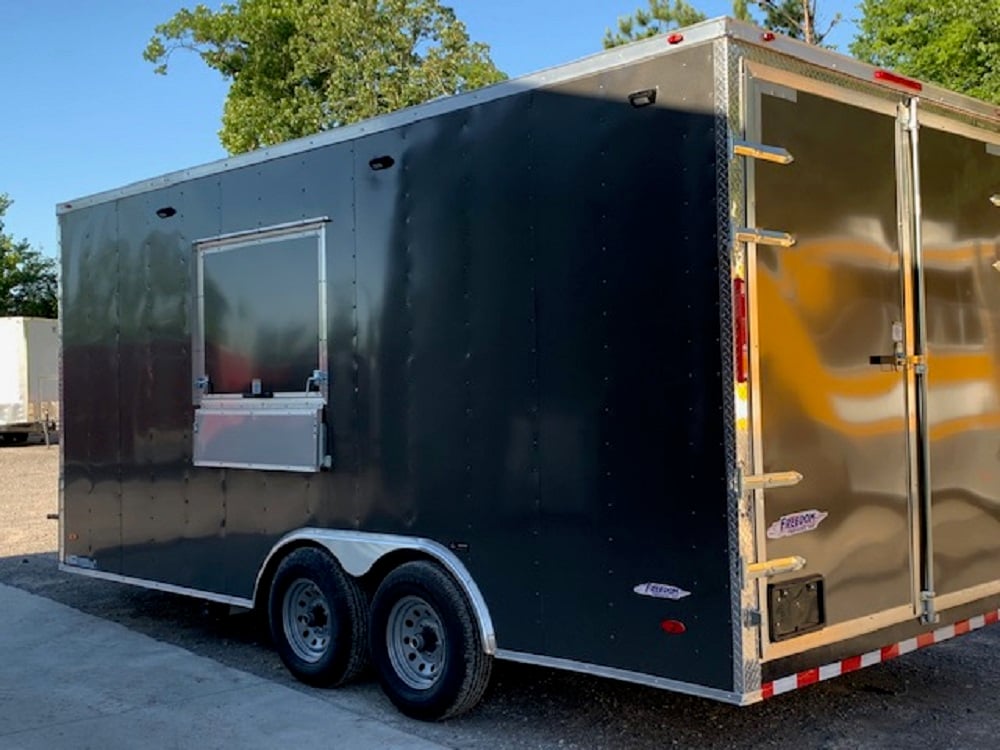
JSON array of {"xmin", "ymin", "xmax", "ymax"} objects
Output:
[
  {"xmin": 604, "ymin": 0, "xmax": 840, "ymax": 48},
  {"xmin": 851, "ymin": 0, "xmax": 1000, "ymax": 104},
  {"xmin": 145, "ymin": 0, "xmax": 506, "ymax": 154},
  {"xmin": 603, "ymin": 0, "xmax": 709, "ymax": 48},
  {"xmin": 755, "ymin": 1, "xmax": 840, "ymax": 45},
  {"xmin": 0, "ymin": 195, "xmax": 57, "ymax": 318}
]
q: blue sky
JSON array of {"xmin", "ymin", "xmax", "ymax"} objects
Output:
[{"xmin": 0, "ymin": 1, "xmax": 859, "ymax": 258}]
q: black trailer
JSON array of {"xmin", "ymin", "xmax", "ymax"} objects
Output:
[{"xmin": 58, "ymin": 18, "xmax": 1000, "ymax": 719}]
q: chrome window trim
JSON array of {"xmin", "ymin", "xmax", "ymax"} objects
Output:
[
  {"xmin": 192, "ymin": 219, "xmax": 329, "ymax": 404},
  {"xmin": 194, "ymin": 217, "xmax": 330, "ymax": 248}
]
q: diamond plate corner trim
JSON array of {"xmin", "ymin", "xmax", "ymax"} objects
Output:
[{"xmin": 715, "ymin": 36, "xmax": 761, "ymax": 697}]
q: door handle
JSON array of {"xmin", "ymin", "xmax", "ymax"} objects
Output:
[
  {"xmin": 869, "ymin": 352, "xmax": 926, "ymax": 372},
  {"xmin": 871, "ymin": 328, "xmax": 907, "ymax": 369},
  {"xmin": 869, "ymin": 354, "xmax": 896, "ymax": 367}
]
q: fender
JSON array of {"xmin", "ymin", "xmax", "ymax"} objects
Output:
[{"xmin": 254, "ymin": 528, "xmax": 497, "ymax": 654}]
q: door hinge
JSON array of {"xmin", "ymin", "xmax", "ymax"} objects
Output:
[
  {"xmin": 920, "ymin": 590, "xmax": 939, "ymax": 624},
  {"xmin": 902, "ymin": 99, "xmax": 920, "ymax": 134}
]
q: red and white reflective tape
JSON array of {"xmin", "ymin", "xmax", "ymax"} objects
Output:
[{"xmin": 760, "ymin": 609, "xmax": 1000, "ymax": 700}]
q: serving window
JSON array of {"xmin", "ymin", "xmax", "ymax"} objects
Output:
[{"xmin": 191, "ymin": 218, "xmax": 329, "ymax": 472}]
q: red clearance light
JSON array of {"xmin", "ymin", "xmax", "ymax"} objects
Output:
[
  {"xmin": 667, "ymin": 32, "xmax": 684, "ymax": 45},
  {"xmin": 874, "ymin": 69, "xmax": 923, "ymax": 92},
  {"xmin": 733, "ymin": 277, "xmax": 749, "ymax": 384},
  {"xmin": 660, "ymin": 619, "xmax": 687, "ymax": 635},
  {"xmin": 761, "ymin": 32, "xmax": 776, "ymax": 42}
]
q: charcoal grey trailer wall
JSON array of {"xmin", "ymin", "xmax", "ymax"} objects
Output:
[{"xmin": 61, "ymin": 42, "xmax": 734, "ymax": 690}]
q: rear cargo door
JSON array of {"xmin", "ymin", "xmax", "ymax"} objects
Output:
[
  {"xmin": 744, "ymin": 66, "xmax": 918, "ymax": 657},
  {"xmin": 917, "ymin": 116, "xmax": 1000, "ymax": 608}
]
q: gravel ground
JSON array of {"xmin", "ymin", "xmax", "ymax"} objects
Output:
[{"xmin": 1, "ymin": 441, "xmax": 998, "ymax": 749}]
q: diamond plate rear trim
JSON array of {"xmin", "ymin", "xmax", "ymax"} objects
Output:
[{"xmin": 715, "ymin": 36, "xmax": 761, "ymax": 697}]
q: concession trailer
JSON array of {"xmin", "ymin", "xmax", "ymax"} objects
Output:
[{"xmin": 57, "ymin": 18, "xmax": 1000, "ymax": 719}]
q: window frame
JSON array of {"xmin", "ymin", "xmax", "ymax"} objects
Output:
[{"xmin": 191, "ymin": 217, "xmax": 330, "ymax": 407}]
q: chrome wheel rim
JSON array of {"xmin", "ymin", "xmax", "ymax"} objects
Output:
[
  {"xmin": 387, "ymin": 595, "xmax": 446, "ymax": 690},
  {"xmin": 283, "ymin": 579, "xmax": 331, "ymax": 663}
]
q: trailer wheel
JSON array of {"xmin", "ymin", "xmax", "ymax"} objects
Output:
[
  {"xmin": 370, "ymin": 560, "xmax": 492, "ymax": 721},
  {"xmin": 268, "ymin": 547, "xmax": 368, "ymax": 687}
]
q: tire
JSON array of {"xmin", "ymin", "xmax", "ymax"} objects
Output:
[
  {"xmin": 268, "ymin": 547, "xmax": 368, "ymax": 687},
  {"xmin": 370, "ymin": 560, "xmax": 493, "ymax": 721}
]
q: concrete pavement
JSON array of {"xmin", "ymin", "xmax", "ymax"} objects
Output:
[{"xmin": 0, "ymin": 582, "xmax": 447, "ymax": 750}]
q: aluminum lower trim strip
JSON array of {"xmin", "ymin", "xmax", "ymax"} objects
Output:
[
  {"xmin": 494, "ymin": 649, "xmax": 748, "ymax": 705},
  {"xmin": 58, "ymin": 563, "xmax": 254, "ymax": 608}
]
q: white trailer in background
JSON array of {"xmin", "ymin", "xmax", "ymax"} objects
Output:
[{"xmin": 0, "ymin": 317, "xmax": 58, "ymax": 444}]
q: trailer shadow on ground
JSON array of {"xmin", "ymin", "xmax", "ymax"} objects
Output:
[{"xmin": 1, "ymin": 551, "xmax": 997, "ymax": 750}]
